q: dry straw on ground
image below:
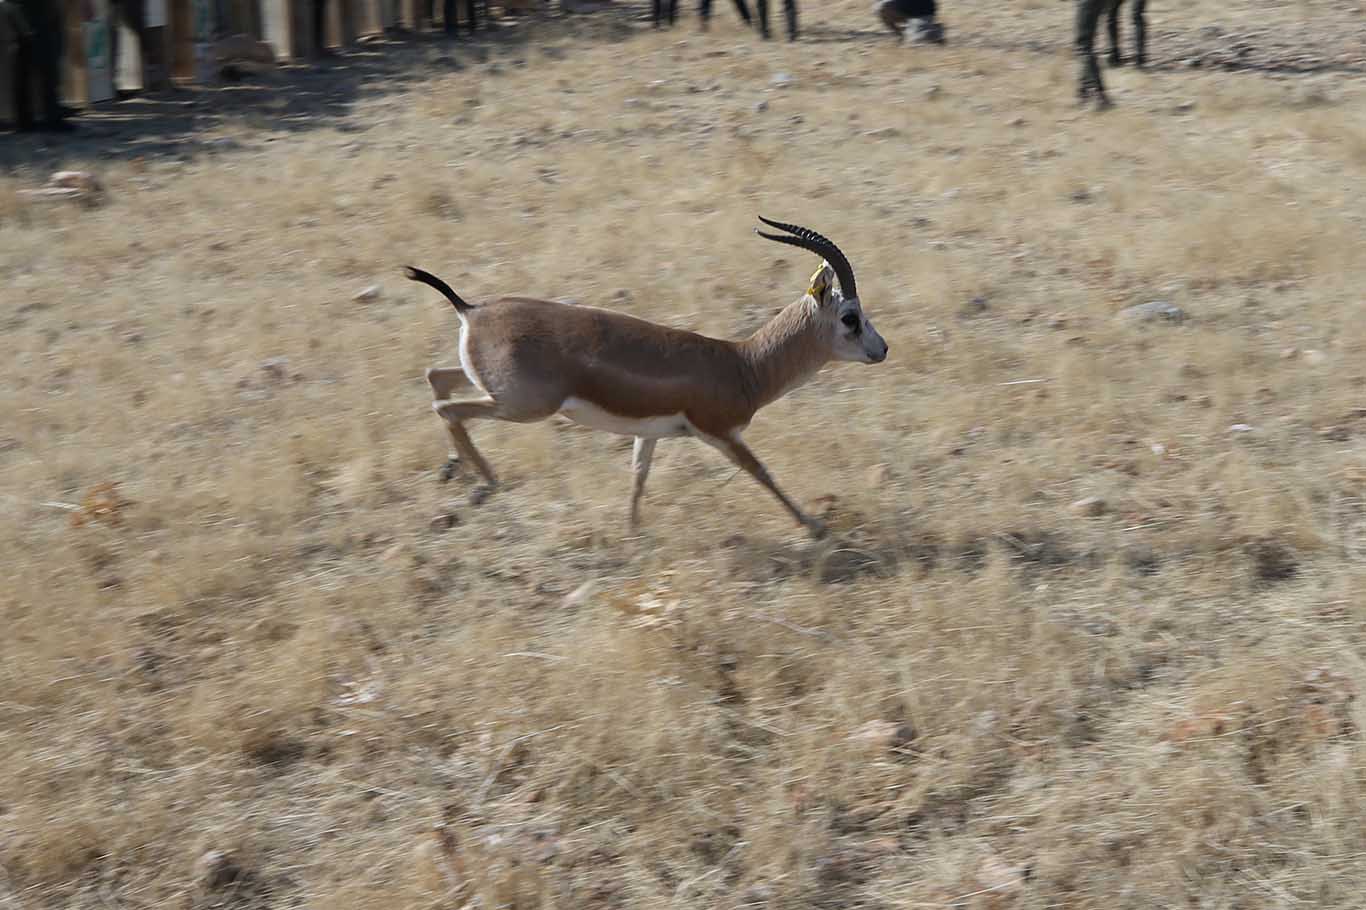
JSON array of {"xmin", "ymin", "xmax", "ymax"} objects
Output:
[{"xmin": 3, "ymin": 0, "xmax": 1366, "ymax": 907}]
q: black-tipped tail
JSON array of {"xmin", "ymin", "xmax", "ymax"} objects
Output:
[{"xmin": 404, "ymin": 266, "xmax": 474, "ymax": 313}]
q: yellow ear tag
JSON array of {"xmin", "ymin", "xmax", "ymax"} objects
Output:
[{"xmin": 807, "ymin": 263, "xmax": 831, "ymax": 301}]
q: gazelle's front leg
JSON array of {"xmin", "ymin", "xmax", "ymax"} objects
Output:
[
  {"xmin": 699, "ymin": 433, "xmax": 826, "ymax": 539},
  {"xmin": 629, "ymin": 437, "xmax": 657, "ymax": 530},
  {"xmin": 427, "ymin": 367, "xmax": 473, "ymax": 480}
]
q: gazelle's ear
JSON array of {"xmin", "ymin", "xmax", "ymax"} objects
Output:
[{"xmin": 807, "ymin": 261, "xmax": 836, "ymax": 306}]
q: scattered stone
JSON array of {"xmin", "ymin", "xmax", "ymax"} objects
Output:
[
  {"xmin": 1304, "ymin": 349, "xmax": 1328, "ymax": 365},
  {"xmin": 1118, "ymin": 300, "xmax": 1186, "ymax": 323},
  {"xmin": 924, "ymin": 83, "xmax": 943, "ymax": 99},
  {"xmin": 353, "ymin": 285, "xmax": 381, "ymax": 302},
  {"xmin": 1320, "ymin": 425, "xmax": 1351, "ymax": 441},
  {"xmin": 1228, "ymin": 423, "xmax": 1256, "ymax": 433},
  {"xmin": 753, "ymin": 99, "xmax": 769, "ymax": 113},
  {"xmin": 866, "ymin": 463, "xmax": 893, "ymax": 487},
  {"xmin": 975, "ymin": 854, "xmax": 1027, "ymax": 897},
  {"xmin": 1007, "ymin": 116, "xmax": 1027, "ymax": 127},
  {"xmin": 770, "ymin": 72, "xmax": 794, "ymax": 88},
  {"xmin": 468, "ymin": 486, "xmax": 492, "ymax": 506},
  {"xmin": 429, "ymin": 509, "xmax": 461, "ymax": 532},
  {"xmin": 562, "ymin": 580, "xmax": 596, "ymax": 608},
  {"xmin": 51, "ymin": 171, "xmax": 101, "ymax": 192},
  {"xmin": 1070, "ymin": 187, "xmax": 1093, "ymax": 203},
  {"xmin": 849, "ymin": 719, "xmax": 916, "ymax": 751},
  {"xmin": 381, "ymin": 542, "xmax": 412, "ymax": 564},
  {"xmin": 259, "ymin": 357, "xmax": 290, "ymax": 382},
  {"xmin": 195, "ymin": 850, "xmax": 243, "ymax": 891},
  {"xmin": 19, "ymin": 170, "xmax": 105, "ymax": 207},
  {"xmin": 864, "ymin": 127, "xmax": 901, "ymax": 139},
  {"xmin": 960, "ymin": 295, "xmax": 990, "ymax": 317},
  {"xmin": 1071, "ymin": 496, "xmax": 1108, "ymax": 517},
  {"xmin": 1171, "ymin": 100, "xmax": 1197, "ymax": 114}
]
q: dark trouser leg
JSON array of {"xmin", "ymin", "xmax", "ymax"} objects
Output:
[
  {"xmin": 730, "ymin": 0, "xmax": 752, "ymax": 24},
  {"xmin": 30, "ymin": 17, "xmax": 66, "ymax": 127},
  {"xmin": 1075, "ymin": 0, "xmax": 1108, "ymax": 107},
  {"xmin": 756, "ymin": 0, "xmax": 769, "ymax": 37},
  {"xmin": 698, "ymin": 0, "xmax": 710, "ymax": 30},
  {"xmin": 313, "ymin": 0, "xmax": 334, "ymax": 55},
  {"xmin": 783, "ymin": 0, "xmax": 796, "ymax": 40},
  {"xmin": 1132, "ymin": 0, "xmax": 1147, "ymax": 66},
  {"xmin": 14, "ymin": 31, "xmax": 35, "ymax": 129},
  {"xmin": 442, "ymin": 0, "xmax": 456, "ymax": 33},
  {"xmin": 1106, "ymin": 0, "xmax": 1122, "ymax": 65}
]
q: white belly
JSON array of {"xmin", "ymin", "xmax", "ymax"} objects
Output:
[{"xmin": 558, "ymin": 396, "xmax": 692, "ymax": 439}]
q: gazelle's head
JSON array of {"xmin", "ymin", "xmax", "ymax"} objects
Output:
[{"xmin": 756, "ymin": 216, "xmax": 889, "ymax": 365}]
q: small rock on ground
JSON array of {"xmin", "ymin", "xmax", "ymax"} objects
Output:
[{"xmin": 1118, "ymin": 300, "xmax": 1186, "ymax": 323}]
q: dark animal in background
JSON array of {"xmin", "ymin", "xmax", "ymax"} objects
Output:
[
  {"xmin": 876, "ymin": 0, "xmax": 945, "ymax": 44},
  {"xmin": 1076, "ymin": 0, "xmax": 1149, "ymax": 108}
]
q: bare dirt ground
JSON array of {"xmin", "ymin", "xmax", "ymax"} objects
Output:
[{"xmin": 3, "ymin": 0, "xmax": 1366, "ymax": 907}]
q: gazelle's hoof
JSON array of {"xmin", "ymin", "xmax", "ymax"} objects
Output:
[
  {"xmin": 439, "ymin": 456, "xmax": 460, "ymax": 483},
  {"xmin": 805, "ymin": 518, "xmax": 829, "ymax": 540}
]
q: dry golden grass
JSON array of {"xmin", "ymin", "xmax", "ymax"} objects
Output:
[{"xmin": 4, "ymin": 0, "xmax": 1366, "ymax": 907}]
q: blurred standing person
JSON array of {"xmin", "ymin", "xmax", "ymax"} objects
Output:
[
  {"xmin": 698, "ymin": 0, "xmax": 753, "ymax": 32},
  {"xmin": 422, "ymin": 0, "xmax": 475, "ymax": 34},
  {"xmin": 313, "ymin": 0, "xmax": 335, "ymax": 57},
  {"xmin": 4, "ymin": 0, "xmax": 74, "ymax": 131},
  {"xmin": 108, "ymin": 0, "xmax": 145, "ymax": 97},
  {"xmin": 876, "ymin": 0, "xmax": 945, "ymax": 43},
  {"xmin": 754, "ymin": 0, "xmax": 797, "ymax": 41}
]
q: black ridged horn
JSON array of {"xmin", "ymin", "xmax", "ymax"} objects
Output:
[{"xmin": 754, "ymin": 216, "xmax": 858, "ymax": 301}]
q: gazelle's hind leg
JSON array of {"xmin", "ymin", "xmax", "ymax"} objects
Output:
[
  {"xmin": 427, "ymin": 367, "xmax": 476, "ymax": 480},
  {"xmin": 427, "ymin": 366, "xmax": 472, "ymax": 400},
  {"xmin": 432, "ymin": 397, "xmax": 503, "ymax": 487},
  {"xmin": 432, "ymin": 393, "xmax": 561, "ymax": 493},
  {"xmin": 629, "ymin": 437, "xmax": 657, "ymax": 530}
]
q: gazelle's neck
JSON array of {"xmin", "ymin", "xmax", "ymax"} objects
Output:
[{"xmin": 738, "ymin": 298, "xmax": 830, "ymax": 411}]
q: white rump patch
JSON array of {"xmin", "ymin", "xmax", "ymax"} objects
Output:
[
  {"xmin": 558, "ymin": 397, "xmax": 692, "ymax": 439},
  {"xmin": 457, "ymin": 324, "xmax": 487, "ymax": 393}
]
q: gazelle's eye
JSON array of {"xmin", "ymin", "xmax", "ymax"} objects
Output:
[{"xmin": 841, "ymin": 312, "xmax": 860, "ymax": 330}]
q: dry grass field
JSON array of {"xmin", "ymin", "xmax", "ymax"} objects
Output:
[{"xmin": 3, "ymin": 0, "xmax": 1366, "ymax": 906}]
